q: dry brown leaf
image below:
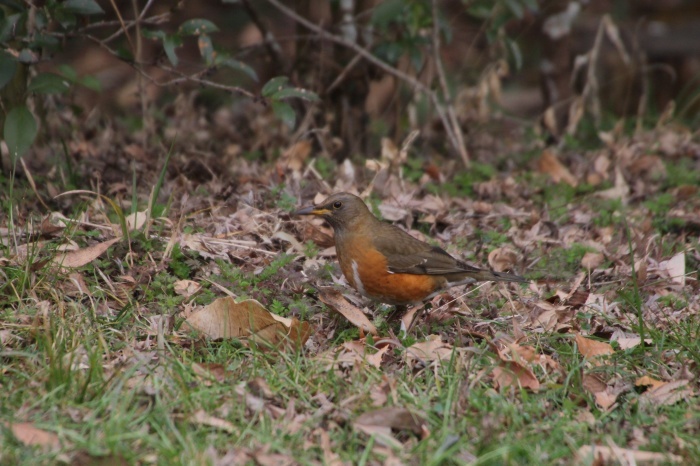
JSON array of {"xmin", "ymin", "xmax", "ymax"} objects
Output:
[
  {"xmin": 639, "ymin": 380, "xmax": 693, "ymax": 407},
  {"xmin": 581, "ymin": 252, "xmax": 604, "ymax": 270},
  {"xmin": 595, "ymin": 167, "xmax": 629, "ymax": 201},
  {"xmin": 537, "ymin": 149, "xmax": 577, "ymax": 187},
  {"xmin": 406, "ymin": 335, "xmax": 453, "ymax": 365},
  {"xmin": 53, "ymin": 237, "xmax": 120, "ymax": 268},
  {"xmin": 575, "ymin": 334, "xmax": 614, "ymax": 359},
  {"xmin": 278, "ymin": 140, "xmax": 311, "ymax": 173},
  {"xmin": 173, "ymin": 279, "xmax": 202, "ymax": 297},
  {"xmin": 492, "ymin": 360, "xmax": 540, "ymax": 392},
  {"xmin": 253, "ymin": 452, "xmax": 296, "ymax": 466},
  {"xmin": 661, "ymin": 252, "xmax": 685, "ymax": 286},
  {"xmin": 635, "ymin": 376, "xmax": 666, "ymax": 390},
  {"xmin": 125, "ymin": 210, "xmax": 148, "ymax": 230},
  {"xmin": 487, "ymin": 247, "xmax": 519, "ymax": 272},
  {"xmin": 184, "ymin": 297, "xmax": 310, "ymax": 349},
  {"xmin": 354, "ymin": 406, "xmax": 425, "ymax": 435},
  {"xmin": 576, "ymin": 445, "xmax": 682, "ymax": 464},
  {"xmin": 6, "ymin": 422, "xmax": 60, "ymax": 449},
  {"xmin": 317, "ymin": 288, "xmax": 377, "ymax": 335},
  {"xmin": 316, "ymin": 429, "xmax": 344, "ymax": 466},
  {"xmin": 582, "ymin": 373, "xmax": 617, "ymax": 410},
  {"xmin": 365, "ymin": 345, "xmax": 390, "ymax": 369},
  {"xmin": 400, "ymin": 306, "xmax": 421, "ymax": 333},
  {"xmin": 189, "ymin": 410, "xmax": 237, "ymax": 433},
  {"xmin": 192, "ymin": 362, "xmax": 228, "ymax": 383}
]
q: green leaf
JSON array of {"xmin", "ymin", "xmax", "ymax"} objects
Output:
[
  {"xmin": 0, "ymin": 0, "xmax": 25, "ymax": 12},
  {"xmin": 507, "ymin": 37, "xmax": 522, "ymax": 70},
  {"xmin": 0, "ymin": 13, "xmax": 23, "ymax": 42},
  {"xmin": 143, "ymin": 30, "xmax": 181, "ymax": 65},
  {"xmin": 371, "ymin": 0, "xmax": 404, "ymax": 27},
  {"xmin": 79, "ymin": 75, "xmax": 101, "ymax": 91},
  {"xmin": 29, "ymin": 72, "xmax": 71, "ymax": 94},
  {"xmin": 197, "ymin": 34, "xmax": 215, "ymax": 65},
  {"xmin": 272, "ymin": 87, "xmax": 319, "ymax": 102},
  {"xmin": 53, "ymin": 8, "xmax": 76, "ymax": 29},
  {"xmin": 216, "ymin": 56, "xmax": 258, "ymax": 81},
  {"xmin": 179, "ymin": 19, "xmax": 219, "ymax": 36},
  {"xmin": 271, "ymin": 101, "xmax": 296, "ymax": 128},
  {"xmin": 57, "ymin": 64, "xmax": 78, "ymax": 82},
  {"xmin": 261, "ymin": 76, "xmax": 289, "ymax": 97},
  {"xmin": 504, "ymin": 0, "xmax": 524, "ymax": 19},
  {"xmin": 63, "ymin": 0, "xmax": 104, "ymax": 15},
  {"xmin": 0, "ymin": 52, "xmax": 17, "ymax": 90},
  {"xmin": 163, "ymin": 35, "xmax": 181, "ymax": 66},
  {"xmin": 4, "ymin": 105, "xmax": 38, "ymax": 159}
]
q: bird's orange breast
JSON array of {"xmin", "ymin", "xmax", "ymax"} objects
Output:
[{"xmin": 337, "ymin": 237, "xmax": 444, "ymax": 306}]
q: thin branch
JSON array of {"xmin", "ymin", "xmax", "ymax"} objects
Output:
[
  {"xmin": 240, "ymin": 0, "xmax": 286, "ymax": 70},
  {"xmin": 431, "ymin": 0, "xmax": 469, "ymax": 166},
  {"xmin": 265, "ymin": 0, "xmax": 470, "ymax": 166}
]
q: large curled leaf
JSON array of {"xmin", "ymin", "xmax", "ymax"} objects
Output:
[
  {"xmin": 3, "ymin": 106, "xmax": 38, "ymax": 159},
  {"xmin": 184, "ymin": 297, "xmax": 310, "ymax": 350}
]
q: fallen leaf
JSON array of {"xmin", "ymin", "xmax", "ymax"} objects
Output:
[
  {"xmin": 125, "ymin": 210, "xmax": 148, "ymax": 230},
  {"xmin": 582, "ymin": 373, "xmax": 617, "ymax": 410},
  {"xmin": 661, "ymin": 252, "xmax": 685, "ymax": 286},
  {"xmin": 174, "ymin": 279, "xmax": 202, "ymax": 297},
  {"xmin": 635, "ymin": 376, "xmax": 666, "ymax": 390},
  {"xmin": 354, "ymin": 406, "xmax": 425, "ymax": 435},
  {"xmin": 399, "ymin": 305, "xmax": 421, "ymax": 334},
  {"xmin": 317, "ymin": 288, "xmax": 377, "ymax": 335},
  {"xmin": 53, "ymin": 237, "xmax": 120, "ymax": 268},
  {"xmin": 6, "ymin": 422, "xmax": 60, "ymax": 449},
  {"xmin": 639, "ymin": 380, "xmax": 693, "ymax": 407},
  {"xmin": 492, "ymin": 360, "xmax": 540, "ymax": 392},
  {"xmin": 581, "ymin": 252, "xmax": 604, "ymax": 270},
  {"xmin": 406, "ymin": 335, "xmax": 453, "ymax": 365},
  {"xmin": 537, "ymin": 149, "xmax": 577, "ymax": 187},
  {"xmin": 184, "ymin": 297, "xmax": 311, "ymax": 349},
  {"xmin": 595, "ymin": 167, "xmax": 629, "ymax": 201},
  {"xmin": 576, "ymin": 445, "xmax": 682, "ymax": 464},
  {"xmin": 575, "ymin": 334, "xmax": 614, "ymax": 359},
  {"xmin": 189, "ymin": 410, "xmax": 237, "ymax": 433},
  {"xmin": 488, "ymin": 247, "xmax": 519, "ymax": 272}
]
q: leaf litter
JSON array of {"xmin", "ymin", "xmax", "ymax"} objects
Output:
[{"xmin": 3, "ymin": 95, "xmax": 700, "ymax": 463}]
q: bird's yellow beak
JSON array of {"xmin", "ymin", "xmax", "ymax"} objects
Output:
[{"xmin": 294, "ymin": 205, "xmax": 330, "ymax": 216}]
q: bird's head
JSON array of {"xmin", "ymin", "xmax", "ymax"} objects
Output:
[{"xmin": 294, "ymin": 192, "xmax": 372, "ymax": 231}]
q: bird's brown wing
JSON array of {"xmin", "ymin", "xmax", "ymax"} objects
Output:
[
  {"xmin": 372, "ymin": 223, "xmax": 483, "ymax": 275},
  {"xmin": 373, "ymin": 222, "xmax": 528, "ymax": 283}
]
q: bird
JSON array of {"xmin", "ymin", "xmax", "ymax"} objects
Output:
[{"xmin": 294, "ymin": 192, "xmax": 527, "ymax": 307}]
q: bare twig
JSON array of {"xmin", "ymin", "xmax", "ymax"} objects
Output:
[
  {"xmin": 107, "ymin": 0, "xmax": 135, "ymax": 52},
  {"xmin": 240, "ymin": 0, "xmax": 285, "ymax": 70},
  {"xmin": 265, "ymin": 0, "xmax": 470, "ymax": 166},
  {"xmin": 431, "ymin": 0, "xmax": 469, "ymax": 166}
]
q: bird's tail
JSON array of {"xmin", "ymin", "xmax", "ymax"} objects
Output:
[
  {"xmin": 447, "ymin": 269, "xmax": 529, "ymax": 286},
  {"xmin": 487, "ymin": 270, "xmax": 529, "ymax": 283}
]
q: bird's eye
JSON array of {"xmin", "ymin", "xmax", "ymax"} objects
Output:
[{"xmin": 332, "ymin": 201, "xmax": 342, "ymax": 209}]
